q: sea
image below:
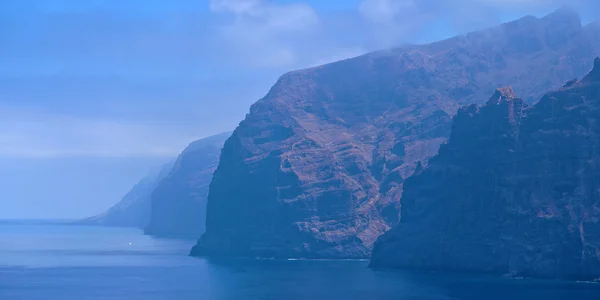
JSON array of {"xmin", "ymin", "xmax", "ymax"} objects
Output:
[{"xmin": 1, "ymin": 223, "xmax": 599, "ymax": 300}]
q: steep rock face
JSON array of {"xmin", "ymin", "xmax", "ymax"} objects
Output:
[
  {"xmin": 192, "ymin": 10, "xmax": 600, "ymax": 258},
  {"xmin": 145, "ymin": 132, "xmax": 230, "ymax": 238},
  {"xmin": 74, "ymin": 161, "xmax": 174, "ymax": 228},
  {"xmin": 370, "ymin": 58, "xmax": 600, "ymax": 280}
]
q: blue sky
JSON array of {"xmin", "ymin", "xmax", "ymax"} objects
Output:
[{"xmin": 1, "ymin": 0, "xmax": 598, "ymax": 219}]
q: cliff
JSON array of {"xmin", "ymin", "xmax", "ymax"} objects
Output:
[
  {"xmin": 144, "ymin": 132, "xmax": 230, "ymax": 238},
  {"xmin": 370, "ymin": 58, "xmax": 600, "ymax": 280},
  {"xmin": 73, "ymin": 161, "xmax": 174, "ymax": 228},
  {"xmin": 192, "ymin": 9, "xmax": 600, "ymax": 259}
]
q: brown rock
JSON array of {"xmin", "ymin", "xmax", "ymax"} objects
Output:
[
  {"xmin": 192, "ymin": 9, "xmax": 600, "ymax": 259},
  {"xmin": 370, "ymin": 58, "xmax": 600, "ymax": 280}
]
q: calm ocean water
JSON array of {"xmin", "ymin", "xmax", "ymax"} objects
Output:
[{"xmin": 1, "ymin": 224, "xmax": 599, "ymax": 300}]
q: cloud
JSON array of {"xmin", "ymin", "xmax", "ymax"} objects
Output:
[
  {"xmin": 0, "ymin": 107, "xmax": 200, "ymax": 158},
  {"xmin": 359, "ymin": 0, "xmax": 416, "ymax": 24},
  {"xmin": 208, "ymin": 0, "xmax": 320, "ymax": 68},
  {"xmin": 357, "ymin": 0, "xmax": 599, "ymax": 45},
  {"xmin": 358, "ymin": 0, "xmax": 598, "ymax": 20},
  {"xmin": 307, "ymin": 47, "xmax": 369, "ymax": 68},
  {"xmin": 1, "ymin": 0, "xmax": 599, "ymax": 219},
  {"xmin": 209, "ymin": 0, "xmax": 318, "ymax": 32},
  {"xmin": 358, "ymin": 0, "xmax": 431, "ymax": 46},
  {"xmin": 2, "ymin": 0, "xmax": 599, "ymax": 160},
  {"xmin": 209, "ymin": 0, "xmax": 263, "ymax": 14},
  {"xmin": 357, "ymin": 0, "xmax": 572, "ymax": 16},
  {"xmin": 474, "ymin": 0, "xmax": 567, "ymax": 7}
]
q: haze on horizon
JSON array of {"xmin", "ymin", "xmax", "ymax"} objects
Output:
[{"xmin": 0, "ymin": 0, "xmax": 598, "ymax": 220}]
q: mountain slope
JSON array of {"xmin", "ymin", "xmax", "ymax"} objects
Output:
[
  {"xmin": 145, "ymin": 132, "xmax": 230, "ymax": 238},
  {"xmin": 192, "ymin": 9, "xmax": 600, "ymax": 259},
  {"xmin": 370, "ymin": 58, "xmax": 600, "ymax": 280},
  {"xmin": 73, "ymin": 161, "xmax": 174, "ymax": 228}
]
